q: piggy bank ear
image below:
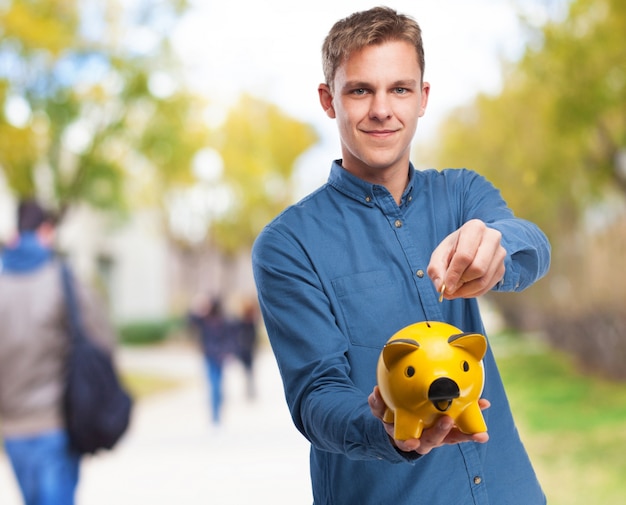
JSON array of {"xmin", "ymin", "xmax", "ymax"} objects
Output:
[
  {"xmin": 448, "ymin": 333, "xmax": 487, "ymax": 361},
  {"xmin": 382, "ymin": 338, "xmax": 420, "ymax": 371}
]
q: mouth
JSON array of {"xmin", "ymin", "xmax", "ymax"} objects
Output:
[{"xmin": 363, "ymin": 129, "xmax": 397, "ymax": 138}]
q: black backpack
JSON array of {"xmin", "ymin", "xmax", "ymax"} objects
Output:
[{"xmin": 61, "ymin": 263, "xmax": 133, "ymax": 454}]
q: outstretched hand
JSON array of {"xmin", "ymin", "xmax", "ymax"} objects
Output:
[
  {"xmin": 368, "ymin": 386, "xmax": 490, "ymax": 455},
  {"xmin": 427, "ymin": 219, "xmax": 506, "ymax": 300}
]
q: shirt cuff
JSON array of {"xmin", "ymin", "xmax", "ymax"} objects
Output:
[{"xmin": 394, "ymin": 445, "xmax": 424, "ymax": 461}]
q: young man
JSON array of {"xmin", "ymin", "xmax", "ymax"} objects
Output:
[
  {"xmin": 252, "ymin": 6, "xmax": 550, "ymax": 504},
  {"xmin": 0, "ymin": 200, "xmax": 118, "ymax": 505}
]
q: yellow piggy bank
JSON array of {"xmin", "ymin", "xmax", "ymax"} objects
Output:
[{"xmin": 376, "ymin": 321, "xmax": 488, "ymax": 441}]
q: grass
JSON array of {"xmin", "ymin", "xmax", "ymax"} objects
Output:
[
  {"xmin": 121, "ymin": 370, "xmax": 184, "ymax": 399},
  {"xmin": 492, "ymin": 331, "xmax": 626, "ymax": 505},
  {"xmin": 117, "ymin": 318, "xmax": 184, "ymax": 346}
]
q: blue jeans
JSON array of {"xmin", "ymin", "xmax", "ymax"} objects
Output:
[
  {"xmin": 4, "ymin": 429, "xmax": 80, "ymax": 505},
  {"xmin": 205, "ymin": 357, "xmax": 224, "ymax": 424}
]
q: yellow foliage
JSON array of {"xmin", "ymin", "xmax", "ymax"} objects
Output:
[
  {"xmin": 0, "ymin": 123, "xmax": 38, "ymax": 195},
  {"xmin": 208, "ymin": 94, "xmax": 318, "ymax": 254},
  {"xmin": 0, "ymin": 0, "xmax": 208, "ymax": 222},
  {"xmin": 1, "ymin": 0, "xmax": 78, "ymax": 56},
  {"xmin": 431, "ymin": 0, "xmax": 625, "ymax": 239}
]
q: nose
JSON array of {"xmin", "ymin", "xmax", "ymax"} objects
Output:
[
  {"xmin": 369, "ymin": 92, "xmax": 392, "ymax": 121},
  {"xmin": 428, "ymin": 377, "xmax": 460, "ymax": 412}
]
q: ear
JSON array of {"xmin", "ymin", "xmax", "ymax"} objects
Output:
[
  {"xmin": 448, "ymin": 332, "xmax": 487, "ymax": 361},
  {"xmin": 318, "ymin": 83, "xmax": 336, "ymax": 119},
  {"xmin": 382, "ymin": 338, "xmax": 420, "ymax": 371},
  {"xmin": 419, "ymin": 81, "xmax": 430, "ymax": 118}
]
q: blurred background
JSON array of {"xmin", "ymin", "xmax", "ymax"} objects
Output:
[{"xmin": 1, "ymin": 0, "xmax": 625, "ymax": 503}]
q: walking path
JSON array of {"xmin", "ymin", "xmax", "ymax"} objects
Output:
[{"xmin": 0, "ymin": 343, "xmax": 312, "ymax": 504}]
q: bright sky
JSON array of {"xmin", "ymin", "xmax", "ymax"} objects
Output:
[{"xmin": 171, "ymin": 0, "xmax": 554, "ymax": 195}]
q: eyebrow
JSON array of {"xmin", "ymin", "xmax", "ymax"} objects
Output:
[{"xmin": 341, "ymin": 79, "xmax": 419, "ymax": 91}]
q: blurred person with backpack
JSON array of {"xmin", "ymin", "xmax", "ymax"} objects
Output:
[{"xmin": 0, "ymin": 200, "xmax": 118, "ymax": 505}]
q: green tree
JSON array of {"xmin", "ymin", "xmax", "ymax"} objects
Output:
[
  {"xmin": 429, "ymin": 0, "xmax": 626, "ymax": 377},
  {"xmin": 0, "ymin": 0, "xmax": 207, "ymax": 220},
  {"xmin": 431, "ymin": 0, "xmax": 625, "ymax": 238}
]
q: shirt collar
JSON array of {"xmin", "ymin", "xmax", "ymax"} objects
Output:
[
  {"xmin": 0, "ymin": 232, "xmax": 53, "ymax": 273},
  {"xmin": 327, "ymin": 159, "xmax": 416, "ymax": 207}
]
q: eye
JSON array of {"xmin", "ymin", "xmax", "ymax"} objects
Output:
[
  {"xmin": 461, "ymin": 361, "xmax": 470, "ymax": 372},
  {"xmin": 351, "ymin": 88, "xmax": 368, "ymax": 96},
  {"xmin": 394, "ymin": 87, "xmax": 408, "ymax": 95},
  {"xmin": 405, "ymin": 366, "xmax": 415, "ymax": 378}
]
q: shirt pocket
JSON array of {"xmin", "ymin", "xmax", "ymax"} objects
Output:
[{"xmin": 332, "ymin": 270, "xmax": 408, "ymax": 349}]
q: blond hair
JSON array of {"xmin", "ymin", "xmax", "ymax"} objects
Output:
[{"xmin": 322, "ymin": 6, "xmax": 425, "ymax": 91}]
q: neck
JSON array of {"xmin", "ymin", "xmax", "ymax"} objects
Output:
[{"xmin": 344, "ymin": 163, "xmax": 410, "ymax": 205}]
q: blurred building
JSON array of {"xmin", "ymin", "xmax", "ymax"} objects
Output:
[{"xmin": 0, "ymin": 189, "xmax": 256, "ymax": 324}]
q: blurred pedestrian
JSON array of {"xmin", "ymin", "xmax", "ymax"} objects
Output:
[
  {"xmin": 0, "ymin": 199, "xmax": 118, "ymax": 505},
  {"xmin": 233, "ymin": 299, "xmax": 259, "ymax": 400},
  {"xmin": 188, "ymin": 296, "xmax": 233, "ymax": 424}
]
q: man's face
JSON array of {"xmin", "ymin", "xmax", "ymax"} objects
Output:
[{"xmin": 319, "ymin": 40, "xmax": 429, "ymax": 183}]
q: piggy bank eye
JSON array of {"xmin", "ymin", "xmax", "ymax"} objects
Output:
[
  {"xmin": 405, "ymin": 366, "xmax": 415, "ymax": 378},
  {"xmin": 461, "ymin": 361, "xmax": 470, "ymax": 372}
]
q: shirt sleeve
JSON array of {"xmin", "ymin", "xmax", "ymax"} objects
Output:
[
  {"xmin": 489, "ymin": 218, "xmax": 551, "ymax": 291},
  {"xmin": 252, "ymin": 225, "xmax": 413, "ymax": 463}
]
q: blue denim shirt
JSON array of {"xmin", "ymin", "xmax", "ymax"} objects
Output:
[{"xmin": 252, "ymin": 161, "xmax": 550, "ymax": 505}]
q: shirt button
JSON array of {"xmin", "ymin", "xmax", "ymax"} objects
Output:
[
  {"xmin": 473, "ymin": 476, "xmax": 482, "ymax": 485},
  {"xmin": 365, "ymin": 196, "xmax": 372, "ymax": 203},
  {"xmin": 416, "ymin": 270, "xmax": 424, "ymax": 278},
  {"xmin": 394, "ymin": 219, "xmax": 402, "ymax": 228}
]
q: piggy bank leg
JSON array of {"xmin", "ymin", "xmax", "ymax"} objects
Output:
[
  {"xmin": 382, "ymin": 408, "xmax": 395, "ymax": 425},
  {"xmin": 393, "ymin": 409, "xmax": 425, "ymax": 441},
  {"xmin": 455, "ymin": 402, "xmax": 487, "ymax": 434}
]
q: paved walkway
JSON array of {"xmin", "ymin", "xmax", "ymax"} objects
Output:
[{"xmin": 0, "ymin": 343, "xmax": 312, "ymax": 504}]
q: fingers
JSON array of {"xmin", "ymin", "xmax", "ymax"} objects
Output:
[
  {"xmin": 428, "ymin": 220, "xmax": 506, "ymax": 299},
  {"xmin": 394, "ymin": 436, "xmax": 421, "ymax": 453},
  {"xmin": 400, "ymin": 400, "xmax": 491, "ymax": 455},
  {"xmin": 427, "ymin": 229, "xmax": 458, "ymax": 293},
  {"xmin": 443, "ymin": 220, "xmax": 495, "ymax": 293},
  {"xmin": 451, "ymin": 260, "xmax": 504, "ymax": 299},
  {"xmin": 371, "ymin": 393, "xmax": 492, "ymax": 456},
  {"xmin": 416, "ymin": 415, "xmax": 490, "ymax": 455},
  {"xmin": 369, "ymin": 388, "xmax": 422, "ymax": 452},
  {"xmin": 416, "ymin": 416, "xmax": 454, "ymax": 455},
  {"xmin": 368, "ymin": 386, "xmax": 386, "ymax": 420},
  {"xmin": 444, "ymin": 429, "xmax": 490, "ymax": 446},
  {"xmin": 478, "ymin": 398, "xmax": 491, "ymax": 410}
]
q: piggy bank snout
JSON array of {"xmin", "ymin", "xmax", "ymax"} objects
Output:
[{"xmin": 428, "ymin": 377, "xmax": 460, "ymax": 412}]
